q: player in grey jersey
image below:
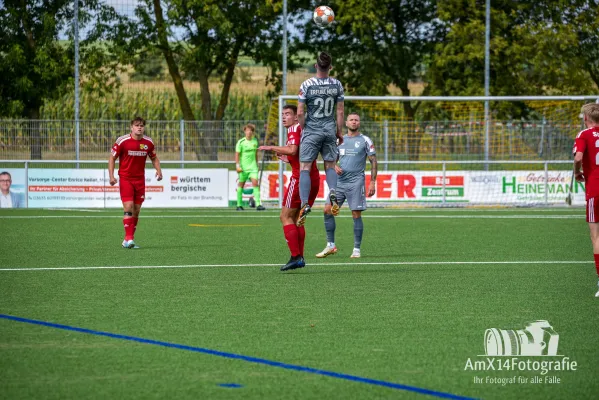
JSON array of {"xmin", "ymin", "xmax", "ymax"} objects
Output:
[
  {"xmin": 296, "ymin": 52, "xmax": 345, "ymax": 227},
  {"xmin": 316, "ymin": 113, "xmax": 377, "ymax": 259}
]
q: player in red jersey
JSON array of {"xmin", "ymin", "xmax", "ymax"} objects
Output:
[
  {"xmin": 108, "ymin": 117, "xmax": 163, "ymax": 249},
  {"xmin": 259, "ymin": 105, "xmax": 320, "ymax": 271},
  {"xmin": 572, "ymin": 102, "xmax": 599, "ymax": 297}
]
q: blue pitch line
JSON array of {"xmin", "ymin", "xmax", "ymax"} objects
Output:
[
  {"xmin": 218, "ymin": 383, "xmax": 243, "ymax": 388},
  {"xmin": 0, "ymin": 314, "xmax": 475, "ymax": 400}
]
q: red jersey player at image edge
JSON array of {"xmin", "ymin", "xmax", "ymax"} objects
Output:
[
  {"xmin": 108, "ymin": 117, "xmax": 163, "ymax": 249},
  {"xmin": 572, "ymin": 102, "xmax": 599, "ymax": 297},
  {"xmin": 259, "ymin": 104, "xmax": 319, "ymax": 272}
]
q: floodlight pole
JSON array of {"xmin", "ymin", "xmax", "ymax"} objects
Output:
[
  {"xmin": 74, "ymin": 0, "xmax": 80, "ymax": 167},
  {"xmin": 484, "ymin": 0, "xmax": 491, "ymax": 170},
  {"xmin": 282, "ymin": 0, "xmax": 288, "ymax": 95}
]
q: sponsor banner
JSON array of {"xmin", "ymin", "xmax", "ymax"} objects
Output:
[
  {"xmin": 161, "ymin": 170, "xmax": 228, "ymax": 207},
  {"xmin": 468, "ymin": 171, "xmax": 586, "ymax": 205},
  {"xmin": 256, "ymin": 171, "xmax": 585, "ymax": 205},
  {"xmin": 27, "ymin": 169, "xmax": 228, "ymax": 208},
  {"xmin": 14, "ymin": 168, "xmax": 585, "ymax": 207}
]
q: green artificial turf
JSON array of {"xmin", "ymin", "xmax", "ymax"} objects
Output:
[{"xmin": 1, "ymin": 207, "xmax": 597, "ymax": 399}]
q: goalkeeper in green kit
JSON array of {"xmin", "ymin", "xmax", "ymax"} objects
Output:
[{"xmin": 235, "ymin": 123, "xmax": 265, "ymax": 211}]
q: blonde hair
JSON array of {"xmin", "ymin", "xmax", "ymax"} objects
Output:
[
  {"xmin": 581, "ymin": 103, "xmax": 599, "ymax": 124},
  {"xmin": 243, "ymin": 123, "xmax": 256, "ymax": 133}
]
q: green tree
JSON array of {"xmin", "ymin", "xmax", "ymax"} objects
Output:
[
  {"xmin": 300, "ymin": 0, "xmax": 445, "ymax": 160},
  {"xmin": 553, "ymin": 1, "xmax": 599, "ymax": 90},
  {"xmin": 130, "ymin": 50, "xmax": 165, "ymax": 82},
  {"xmin": 130, "ymin": 0, "xmax": 303, "ymax": 159},
  {"xmin": 429, "ymin": 1, "xmax": 596, "ymax": 101},
  {"xmin": 0, "ymin": 0, "xmax": 130, "ymax": 159}
]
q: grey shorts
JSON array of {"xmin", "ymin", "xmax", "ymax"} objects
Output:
[
  {"xmin": 328, "ymin": 181, "xmax": 367, "ymax": 211},
  {"xmin": 299, "ymin": 131, "xmax": 339, "ymax": 162}
]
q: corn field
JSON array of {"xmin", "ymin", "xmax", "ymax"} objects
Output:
[{"xmin": 40, "ymin": 90, "xmax": 272, "ymax": 121}]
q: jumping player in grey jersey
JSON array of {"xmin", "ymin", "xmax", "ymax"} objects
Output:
[
  {"xmin": 296, "ymin": 52, "xmax": 345, "ymax": 227},
  {"xmin": 316, "ymin": 113, "xmax": 377, "ymax": 259}
]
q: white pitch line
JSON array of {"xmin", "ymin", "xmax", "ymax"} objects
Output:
[
  {"xmin": 0, "ymin": 215, "xmax": 583, "ymax": 219},
  {"xmin": 137, "ymin": 208, "xmax": 584, "ymax": 213},
  {"xmin": 0, "ymin": 260, "xmax": 591, "ymax": 272}
]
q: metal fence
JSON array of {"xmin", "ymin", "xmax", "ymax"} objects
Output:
[
  {"xmin": 0, "ymin": 118, "xmax": 584, "ymax": 162},
  {"xmin": 0, "ymin": 120, "xmax": 265, "ymax": 161}
]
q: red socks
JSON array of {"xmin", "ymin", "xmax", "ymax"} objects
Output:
[
  {"xmin": 594, "ymin": 254, "xmax": 599, "ymax": 277},
  {"xmin": 133, "ymin": 217, "xmax": 139, "ymax": 236},
  {"xmin": 123, "ymin": 218, "xmax": 135, "ymax": 240},
  {"xmin": 297, "ymin": 226, "xmax": 306, "ymax": 257},
  {"xmin": 283, "ymin": 224, "xmax": 300, "ymax": 257}
]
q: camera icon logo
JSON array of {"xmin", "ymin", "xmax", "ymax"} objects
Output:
[{"xmin": 484, "ymin": 320, "xmax": 559, "ymax": 356}]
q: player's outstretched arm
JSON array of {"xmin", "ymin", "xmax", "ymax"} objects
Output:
[
  {"xmin": 151, "ymin": 156, "xmax": 163, "ymax": 181},
  {"xmin": 108, "ymin": 154, "xmax": 118, "ymax": 186},
  {"xmin": 259, "ymin": 144, "xmax": 298, "ymax": 156}
]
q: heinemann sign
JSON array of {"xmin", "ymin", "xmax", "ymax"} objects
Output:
[{"xmin": 502, "ymin": 176, "xmax": 584, "ymax": 195}]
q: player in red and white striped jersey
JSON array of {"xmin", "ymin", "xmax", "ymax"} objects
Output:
[
  {"xmin": 108, "ymin": 117, "xmax": 163, "ymax": 249},
  {"xmin": 259, "ymin": 105, "xmax": 319, "ymax": 271},
  {"xmin": 572, "ymin": 102, "xmax": 599, "ymax": 297}
]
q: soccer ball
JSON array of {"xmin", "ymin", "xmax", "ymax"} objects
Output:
[{"xmin": 313, "ymin": 6, "xmax": 335, "ymax": 27}]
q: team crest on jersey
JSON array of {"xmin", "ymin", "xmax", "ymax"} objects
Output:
[
  {"xmin": 355, "ymin": 141, "xmax": 360, "ymax": 148},
  {"xmin": 140, "ymin": 144, "xmax": 148, "ymax": 150},
  {"xmin": 594, "ymin": 132, "xmax": 599, "ymax": 137}
]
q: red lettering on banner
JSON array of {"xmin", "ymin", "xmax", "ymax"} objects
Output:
[
  {"xmin": 397, "ymin": 175, "xmax": 416, "ymax": 198},
  {"xmin": 268, "ymin": 174, "xmax": 288, "ymax": 198},
  {"xmin": 377, "ymin": 174, "xmax": 392, "ymax": 198},
  {"xmin": 422, "ymin": 176, "xmax": 464, "ymax": 186},
  {"xmin": 28, "ymin": 185, "xmax": 141, "ymax": 193}
]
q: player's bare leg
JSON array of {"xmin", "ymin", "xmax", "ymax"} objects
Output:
[
  {"xmin": 589, "ymin": 223, "xmax": 599, "ymax": 297},
  {"xmin": 281, "ymin": 207, "xmax": 305, "ymax": 271},
  {"xmin": 316, "ymin": 204, "xmax": 338, "ymax": 258},
  {"xmin": 350, "ymin": 210, "xmax": 363, "ymax": 258}
]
